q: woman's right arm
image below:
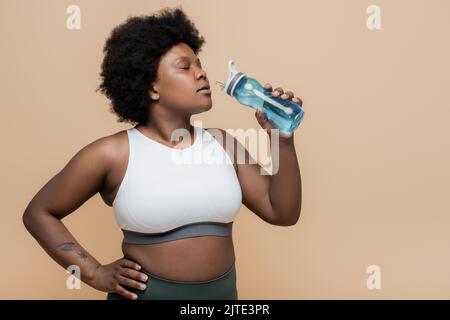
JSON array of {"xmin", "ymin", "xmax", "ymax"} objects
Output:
[{"xmin": 22, "ymin": 136, "xmax": 148, "ymax": 299}]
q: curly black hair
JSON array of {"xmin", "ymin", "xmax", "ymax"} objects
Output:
[{"xmin": 97, "ymin": 6, "xmax": 206, "ymax": 125}]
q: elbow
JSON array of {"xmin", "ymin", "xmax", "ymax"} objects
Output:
[
  {"xmin": 22, "ymin": 208, "xmax": 44, "ymax": 231},
  {"xmin": 272, "ymin": 199, "xmax": 302, "ymax": 226},
  {"xmin": 22, "ymin": 210, "xmax": 30, "ymax": 228},
  {"xmin": 22, "ymin": 210, "xmax": 34, "ymax": 231},
  {"xmin": 288, "ymin": 202, "xmax": 302, "ymax": 225},
  {"xmin": 272, "ymin": 210, "xmax": 301, "ymax": 227},
  {"xmin": 279, "ymin": 216, "xmax": 300, "ymax": 226},
  {"xmin": 287, "ymin": 215, "xmax": 300, "ymax": 226}
]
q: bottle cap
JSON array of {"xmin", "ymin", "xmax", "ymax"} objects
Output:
[{"xmin": 215, "ymin": 60, "xmax": 246, "ymax": 96}]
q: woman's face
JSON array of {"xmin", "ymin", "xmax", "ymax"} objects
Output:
[{"xmin": 151, "ymin": 42, "xmax": 212, "ymax": 114}]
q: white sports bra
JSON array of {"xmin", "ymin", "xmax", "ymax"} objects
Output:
[{"xmin": 112, "ymin": 126, "xmax": 242, "ymax": 244}]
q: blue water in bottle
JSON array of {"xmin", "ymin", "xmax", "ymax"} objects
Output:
[{"xmin": 215, "ymin": 60, "xmax": 304, "ymax": 135}]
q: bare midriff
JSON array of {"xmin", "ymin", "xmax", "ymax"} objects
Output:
[{"xmin": 121, "ymin": 236, "xmax": 236, "ymax": 282}]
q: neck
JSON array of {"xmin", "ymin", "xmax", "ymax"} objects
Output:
[{"xmin": 136, "ymin": 104, "xmax": 195, "ymax": 146}]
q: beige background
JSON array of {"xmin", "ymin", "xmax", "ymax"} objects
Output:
[{"xmin": 1, "ymin": 0, "xmax": 449, "ymax": 299}]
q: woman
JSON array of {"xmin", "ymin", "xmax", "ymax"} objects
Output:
[{"xmin": 22, "ymin": 7, "xmax": 303, "ymax": 300}]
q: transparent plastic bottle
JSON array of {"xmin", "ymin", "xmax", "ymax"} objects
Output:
[{"xmin": 215, "ymin": 60, "xmax": 305, "ymax": 135}]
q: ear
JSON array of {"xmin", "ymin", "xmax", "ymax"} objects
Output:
[{"xmin": 149, "ymin": 86, "xmax": 159, "ymax": 101}]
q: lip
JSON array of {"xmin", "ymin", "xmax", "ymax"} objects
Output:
[
  {"xmin": 197, "ymin": 83, "xmax": 210, "ymax": 91},
  {"xmin": 197, "ymin": 88, "xmax": 211, "ymax": 95}
]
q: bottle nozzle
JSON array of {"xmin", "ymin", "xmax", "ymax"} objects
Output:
[
  {"xmin": 215, "ymin": 60, "xmax": 242, "ymax": 95},
  {"xmin": 215, "ymin": 81, "xmax": 225, "ymax": 91}
]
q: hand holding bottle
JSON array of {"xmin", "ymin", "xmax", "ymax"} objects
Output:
[
  {"xmin": 255, "ymin": 83, "xmax": 303, "ymax": 139},
  {"xmin": 216, "ymin": 60, "xmax": 305, "ymax": 135}
]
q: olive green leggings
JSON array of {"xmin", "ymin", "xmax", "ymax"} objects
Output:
[{"xmin": 106, "ymin": 261, "xmax": 238, "ymax": 300}]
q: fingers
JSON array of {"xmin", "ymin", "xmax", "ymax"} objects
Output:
[
  {"xmin": 115, "ymin": 258, "xmax": 148, "ymax": 300},
  {"xmin": 265, "ymin": 85, "xmax": 295, "ymax": 100},
  {"xmin": 114, "ymin": 284, "xmax": 139, "ymax": 300},
  {"xmin": 120, "ymin": 258, "xmax": 141, "ymax": 271},
  {"xmin": 293, "ymin": 96, "xmax": 303, "ymax": 106},
  {"xmin": 117, "ymin": 274, "xmax": 147, "ymax": 291},
  {"xmin": 281, "ymin": 90, "xmax": 294, "ymax": 99},
  {"xmin": 265, "ymin": 83, "xmax": 285, "ymax": 96},
  {"xmin": 272, "ymin": 87, "xmax": 284, "ymax": 96},
  {"xmin": 264, "ymin": 83, "xmax": 272, "ymax": 92},
  {"xmin": 265, "ymin": 83, "xmax": 303, "ymax": 106},
  {"xmin": 113, "ymin": 269, "xmax": 148, "ymax": 300},
  {"xmin": 120, "ymin": 267, "xmax": 149, "ymax": 283}
]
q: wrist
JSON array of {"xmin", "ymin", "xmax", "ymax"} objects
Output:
[
  {"xmin": 279, "ymin": 136, "xmax": 294, "ymax": 145},
  {"xmin": 84, "ymin": 263, "xmax": 102, "ymax": 286},
  {"xmin": 268, "ymin": 131, "xmax": 294, "ymax": 146}
]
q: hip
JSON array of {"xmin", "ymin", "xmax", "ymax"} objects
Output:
[{"xmin": 106, "ymin": 259, "xmax": 238, "ymax": 300}]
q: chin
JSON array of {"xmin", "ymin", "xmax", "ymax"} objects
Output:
[{"xmin": 195, "ymin": 102, "xmax": 213, "ymax": 114}]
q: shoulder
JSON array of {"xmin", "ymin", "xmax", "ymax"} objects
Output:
[{"xmin": 74, "ymin": 129, "xmax": 129, "ymax": 172}]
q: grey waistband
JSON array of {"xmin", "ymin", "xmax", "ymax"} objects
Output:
[{"xmin": 122, "ymin": 221, "xmax": 233, "ymax": 244}]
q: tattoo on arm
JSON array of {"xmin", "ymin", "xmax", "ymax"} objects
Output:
[
  {"xmin": 79, "ymin": 251, "xmax": 88, "ymax": 260},
  {"xmin": 58, "ymin": 242, "xmax": 75, "ymax": 251},
  {"xmin": 57, "ymin": 242, "xmax": 88, "ymax": 261}
]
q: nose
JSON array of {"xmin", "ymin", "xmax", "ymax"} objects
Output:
[{"xmin": 195, "ymin": 67, "xmax": 207, "ymax": 80}]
